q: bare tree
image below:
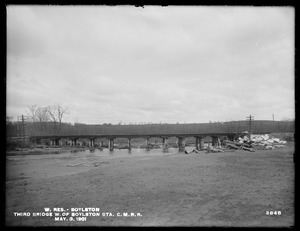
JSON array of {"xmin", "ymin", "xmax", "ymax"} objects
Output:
[
  {"xmin": 57, "ymin": 104, "xmax": 69, "ymax": 124},
  {"xmin": 46, "ymin": 105, "xmax": 57, "ymax": 125},
  {"xmin": 26, "ymin": 105, "xmax": 38, "ymax": 122},
  {"xmin": 36, "ymin": 106, "xmax": 49, "ymax": 122},
  {"xmin": 46, "ymin": 104, "xmax": 69, "ymax": 134}
]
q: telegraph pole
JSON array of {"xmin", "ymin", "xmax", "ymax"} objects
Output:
[
  {"xmin": 272, "ymin": 113, "xmax": 275, "ymax": 132},
  {"xmin": 21, "ymin": 115, "xmax": 25, "ymax": 145},
  {"xmin": 17, "ymin": 114, "xmax": 27, "ymax": 146},
  {"xmin": 246, "ymin": 115, "xmax": 254, "ymax": 140}
]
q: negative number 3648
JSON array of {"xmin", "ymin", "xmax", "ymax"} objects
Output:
[{"xmin": 266, "ymin": 211, "xmax": 281, "ymax": 215}]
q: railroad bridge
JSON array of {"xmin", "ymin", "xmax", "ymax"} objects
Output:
[{"xmin": 29, "ymin": 132, "xmax": 245, "ymax": 151}]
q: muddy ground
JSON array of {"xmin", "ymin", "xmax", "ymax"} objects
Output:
[{"xmin": 5, "ymin": 144, "xmax": 294, "ymax": 227}]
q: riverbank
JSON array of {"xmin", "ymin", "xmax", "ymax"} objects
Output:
[
  {"xmin": 6, "ymin": 145, "xmax": 90, "ymax": 156},
  {"xmin": 6, "ymin": 144, "xmax": 187, "ymax": 156},
  {"xmin": 6, "ymin": 143, "xmax": 294, "ymax": 227}
]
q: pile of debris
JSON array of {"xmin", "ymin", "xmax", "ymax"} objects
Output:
[
  {"xmin": 185, "ymin": 146, "xmax": 234, "ymax": 154},
  {"xmin": 185, "ymin": 149, "xmax": 201, "ymax": 154},
  {"xmin": 224, "ymin": 134, "xmax": 287, "ymax": 151},
  {"xmin": 223, "ymin": 140, "xmax": 255, "ymax": 152},
  {"xmin": 205, "ymin": 146, "xmax": 225, "ymax": 153},
  {"xmin": 184, "ymin": 134, "xmax": 288, "ymax": 154}
]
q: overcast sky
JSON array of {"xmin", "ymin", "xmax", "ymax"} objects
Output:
[{"xmin": 7, "ymin": 6, "xmax": 294, "ymax": 124}]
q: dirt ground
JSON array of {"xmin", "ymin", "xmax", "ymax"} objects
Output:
[{"xmin": 5, "ymin": 144, "xmax": 294, "ymax": 227}]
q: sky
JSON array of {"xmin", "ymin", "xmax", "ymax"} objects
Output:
[{"xmin": 6, "ymin": 6, "xmax": 295, "ymax": 124}]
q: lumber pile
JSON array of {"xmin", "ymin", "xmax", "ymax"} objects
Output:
[
  {"xmin": 224, "ymin": 134, "xmax": 287, "ymax": 151},
  {"xmin": 184, "ymin": 134, "xmax": 288, "ymax": 155},
  {"xmin": 185, "ymin": 146, "xmax": 234, "ymax": 154},
  {"xmin": 223, "ymin": 140, "xmax": 255, "ymax": 152}
]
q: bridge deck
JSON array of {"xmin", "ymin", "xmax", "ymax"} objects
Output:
[{"xmin": 30, "ymin": 132, "xmax": 245, "ymax": 140}]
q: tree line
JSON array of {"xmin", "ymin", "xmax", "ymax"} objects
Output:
[
  {"xmin": 6, "ymin": 119, "xmax": 295, "ymax": 137},
  {"xmin": 5, "ymin": 104, "xmax": 295, "ymax": 137},
  {"xmin": 26, "ymin": 104, "xmax": 69, "ymax": 134}
]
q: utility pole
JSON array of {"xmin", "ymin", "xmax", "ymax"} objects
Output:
[
  {"xmin": 272, "ymin": 113, "xmax": 275, "ymax": 132},
  {"xmin": 17, "ymin": 114, "xmax": 27, "ymax": 146},
  {"xmin": 22, "ymin": 115, "xmax": 25, "ymax": 145},
  {"xmin": 246, "ymin": 115, "xmax": 254, "ymax": 140}
]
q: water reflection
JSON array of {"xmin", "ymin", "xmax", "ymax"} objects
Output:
[
  {"xmin": 6, "ymin": 147, "xmax": 194, "ymax": 181},
  {"xmin": 84, "ymin": 147, "xmax": 185, "ymax": 157},
  {"xmin": 163, "ymin": 148, "xmax": 169, "ymax": 153},
  {"xmin": 11, "ymin": 147, "xmax": 195, "ymax": 161}
]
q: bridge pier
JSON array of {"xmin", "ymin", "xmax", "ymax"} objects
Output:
[
  {"xmin": 146, "ymin": 138, "xmax": 150, "ymax": 147},
  {"xmin": 162, "ymin": 137, "xmax": 168, "ymax": 148},
  {"xmin": 128, "ymin": 138, "xmax": 131, "ymax": 149},
  {"xmin": 50, "ymin": 139, "xmax": 59, "ymax": 146},
  {"xmin": 178, "ymin": 137, "xmax": 185, "ymax": 152},
  {"xmin": 195, "ymin": 137, "xmax": 204, "ymax": 150},
  {"xmin": 212, "ymin": 136, "xmax": 221, "ymax": 147},
  {"xmin": 195, "ymin": 137, "xmax": 199, "ymax": 150},
  {"xmin": 199, "ymin": 137, "xmax": 204, "ymax": 149},
  {"xmin": 70, "ymin": 139, "xmax": 75, "ymax": 146},
  {"xmin": 89, "ymin": 139, "xmax": 94, "ymax": 148},
  {"xmin": 109, "ymin": 139, "xmax": 114, "ymax": 151},
  {"xmin": 212, "ymin": 137, "xmax": 216, "ymax": 147},
  {"xmin": 217, "ymin": 137, "xmax": 221, "ymax": 147}
]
